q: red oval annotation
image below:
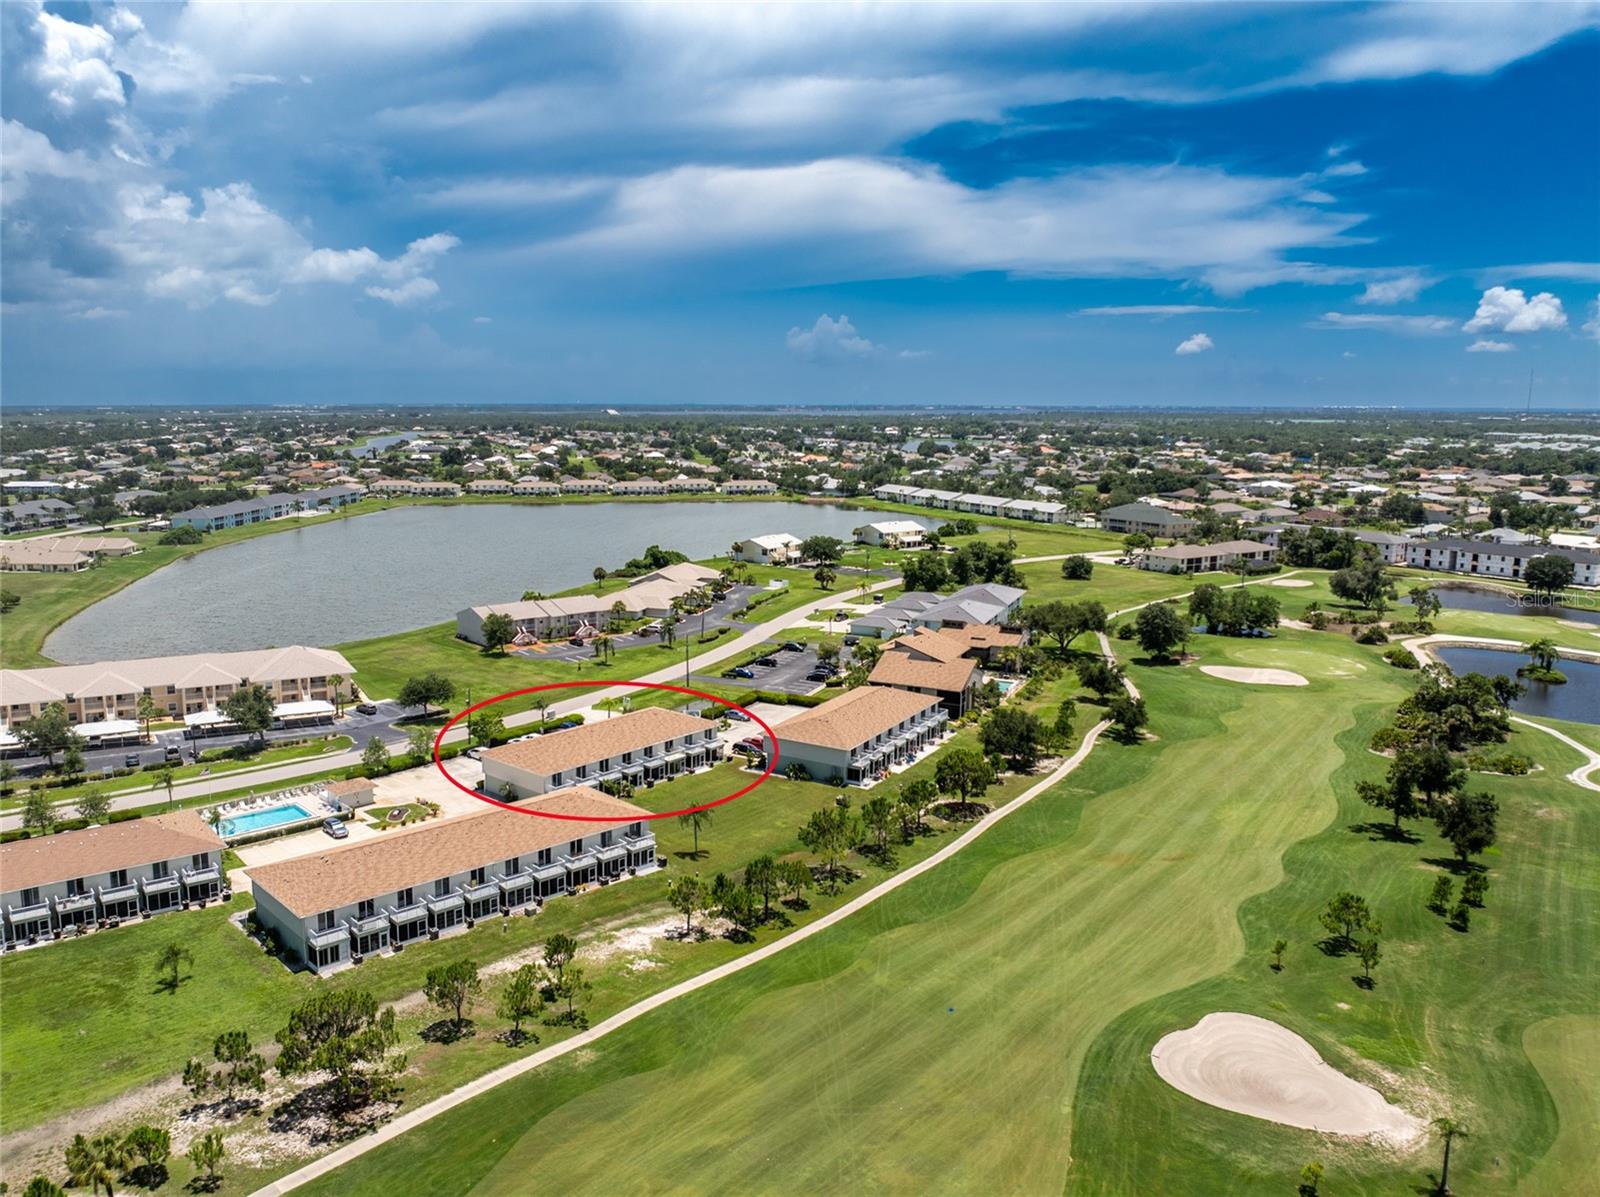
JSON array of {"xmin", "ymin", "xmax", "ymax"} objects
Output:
[{"xmin": 431, "ymin": 680, "xmax": 779, "ymax": 822}]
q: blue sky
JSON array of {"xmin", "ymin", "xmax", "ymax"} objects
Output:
[{"xmin": 2, "ymin": 1, "xmax": 1598, "ymax": 408}]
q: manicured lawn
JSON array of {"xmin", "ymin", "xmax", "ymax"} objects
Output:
[
  {"xmin": 299, "ymin": 629, "xmax": 1595, "ymax": 1197},
  {"xmin": 1017, "ymin": 557, "xmax": 1233, "ymax": 613}
]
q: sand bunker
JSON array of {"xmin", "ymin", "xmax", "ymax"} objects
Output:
[
  {"xmin": 1201, "ymin": 665, "xmax": 1308, "ymax": 686},
  {"xmin": 1152, "ymin": 1013, "xmax": 1423, "ymax": 1143},
  {"xmin": 1268, "ymin": 579, "xmax": 1314, "ymax": 588},
  {"xmin": 1557, "ymin": 619, "xmax": 1596, "ymax": 631}
]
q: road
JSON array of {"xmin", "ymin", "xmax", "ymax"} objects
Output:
[{"xmin": 0, "ymin": 579, "xmax": 898, "ymax": 831}]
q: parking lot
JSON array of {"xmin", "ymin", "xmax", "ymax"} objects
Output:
[{"xmin": 692, "ymin": 639, "xmax": 861, "ymax": 696}]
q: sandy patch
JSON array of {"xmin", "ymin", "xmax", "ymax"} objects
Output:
[
  {"xmin": 1152, "ymin": 1013, "xmax": 1423, "ymax": 1143},
  {"xmin": 1268, "ymin": 579, "xmax": 1315, "ymax": 588},
  {"xmin": 1200, "ymin": 665, "xmax": 1309, "ymax": 686},
  {"xmin": 1557, "ymin": 619, "xmax": 1597, "ymax": 631}
]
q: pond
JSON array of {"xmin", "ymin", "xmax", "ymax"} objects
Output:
[
  {"xmin": 46, "ymin": 501, "xmax": 878, "ymax": 661},
  {"xmin": 1433, "ymin": 646, "xmax": 1600, "ymax": 726},
  {"xmin": 1405, "ymin": 584, "xmax": 1600, "ymax": 626}
]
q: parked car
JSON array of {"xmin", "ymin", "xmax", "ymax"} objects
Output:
[
  {"xmin": 723, "ymin": 666, "xmax": 755, "ymax": 679},
  {"xmin": 124, "ymin": 753, "xmax": 142, "ymax": 767},
  {"xmin": 465, "ymin": 746, "xmax": 482, "ymax": 760},
  {"xmin": 843, "ymin": 635, "xmax": 860, "ymax": 646},
  {"xmin": 726, "ymin": 709, "xmax": 751, "ymax": 722},
  {"xmin": 321, "ymin": 817, "xmax": 348, "ymax": 840},
  {"xmin": 753, "ymin": 656, "xmax": 779, "ymax": 667},
  {"xmin": 568, "ymin": 635, "xmax": 586, "ymax": 646},
  {"xmin": 738, "ymin": 737, "xmax": 765, "ymax": 752},
  {"xmin": 164, "ymin": 746, "xmax": 183, "ymax": 762},
  {"xmin": 806, "ymin": 670, "xmax": 833, "ymax": 683},
  {"xmin": 779, "ymin": 641, "xmax": 803, "ymax": 652},
  {"xmin": 355, "ymin": 702, "xmax": 378, "ymax": 715},
  {"xmin": 553, "ymin": 720, "xmax": 580, "ymax": 730}
]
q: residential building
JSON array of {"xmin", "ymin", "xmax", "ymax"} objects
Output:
[
  {"xmin": 1138, "ymin": 540, "xmax": 1279, "ymax": 574},
  {"xmin": 868, "ymin": 628, "xmax": 981, "ymax": 715},
  {"xmin": 466, "ymin": 479, "xmax": 513, "ymax": 494},
  {"xmin": 1099, "ymin": 502, "xmax": 1196, "ymax": 537},
  {"xmin": 1003, "ymin": 498, "xmax": 1070, "ymax": 523},
  {"xmin": 1258, "ymin": 524, "xmax": 1412, "ymax": 565},
  {"xmin": 481, "ymin": 708, "xmax": 723, "ymax": 798},
  {"xmin": 665, "ymin": 477, "xmax": 716, "ymax": 493},
  {"xmin": 248, "ymin": 786, "xmax": 657, "ymax": 973},
  {"xmin": 853, "ymin": 520, "xmax": 928, "ymax": 549},
  {"xmin": 370, "ymin": 479, "xmax": 461, "ymax": 498},
  {"xmin": 0, "ymin": 645, "xmax": 355, "ymax": 725},
  {"xmin": 610, "ymin": 479, "xmax": 667, "ymax": 496},
  {"xmin": 512, "ymin": 479, "xmax": 562, "ymax": 497},
  {"xmin": 1403, "ymin": 539, "xmax": 1599, "ymax": 587},
  {"xmin": 721, "ymin": 479, "xmax": 778, "ymax": 495},
  {"xmin": 0, "ymin": 543, "xmax": 91, "ymax": 572},
  {"xmin": 560, "ymin": 477, "xmax": 611, "ymax": 495},
  {"xmin": 2, "ymin": 811, "xmax": 224, "ymax": 947},
  {"xmin": 847, "ymin": 584, "xmax": 1025, "ymax": 638},
  {"xmin": 774, "ymin": 686, "xmax": 949, "ymax": 785},
  {"xmin": 455, "ymin": 563, "xmax": 723, "ymax": 645},
  {"xmin": 0, "ymin": 499, "xmax": 77, "ymax": 531},
  {"xmin": 735, "ymin": 533, "xmax": 802, "ymax": 565},
  {"xmin": 170, "ymin": 485, "xmax": 362, "ymax": 531}
]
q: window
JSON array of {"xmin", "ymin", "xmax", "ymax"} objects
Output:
[
  {"xmin": 569, "ymin": 838, "xmax": 583, "ymax": 855},
  {"xmin": 600, "ymin": 758, "xmax": 610, "ymax": 770},
  {"xmin": 470, "ymin": 867, "xmax": 486, "ymax": 885},
  {"xmin": 622, "ymin": 751, "xmax": 633, "ymax": 764},
  {"xmin": 600, "ymin": 830, "xmax": 613, "ymax": 847},
  {"xmin": 629, "ymin": 822, "xmax": 642, "ymax": 837},
  {"xmin": 397, "ymin": 887, "xmax": 415, "ymax": 907},
  {"xmin": 148, "ymin": 857, "xmax": 170, "ymax": 877},
  {"xmin": 575, "ymin": 765, "xmax": 587, "ymax": 778},
  {"xmin": 358, "ymin": 899, "xmax": 376, "ymax": 919},
  {"xmin": 434, "ymin": 877, "xmax": 450, "ymax": 897},
  {"xmin": 644, "ymin": 744, "xmax": 655, "ymax": 757},
  {"xmin": 552, "ymin": 771, "xmax": 563, "ymax": 785},
  {"xmin": 109, "ymin": 868, "xmax": 129, "ymax": 888},
  {"xmin": 505, "ymin": 857, "xmax": 520, "ymax": 875},
  {"xmin": 67, "ymin": 877, "xmax": 86, "ymax": 897},
  {"xmin": 191, "ymin": 853, "xmax": 211, "ymax": 870},
  {"xmin": 316, "ymin": 910, "xmax": 335, "ymax": 932},
  {"xmin": 537, "ymin": 848, "xmax": 552, "ymax": 865},
  {"xmin": 21, "ymin": 887, "xmax": 39, "ymax": 907}
]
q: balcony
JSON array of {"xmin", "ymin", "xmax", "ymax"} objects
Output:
[
  {"xmin": 98, "ymin": 882, "xmax": 139, "ymax": 905},
  {"xmin": 425, "ymin": 891, "xmax": 464, "ymax": 916},
  {"xmin": 139, "ymin": 874, "xmax": 180, "ymax": 897},
  {"xmin": 181, "ymin": 864, "xmax": 221, "ymax": 888},
  {"xmin": 348, "ymin": 911, "xmax": 388, "ymax": 937},
  {"xmin": 623, "ymin": 833, "xmax": 656, "ymax": 854},
  {"xmin": 462, "ymin": 881, "xmax": 499, "ymax": 904},
  {"xmin": 497, "ymin": 871, "xmax": 533, "ymax": 894},
  {"xmin": 52, "ymin": 893, "xmax": 96, "ymax": 916},
  {"xmin": 306, "ymin": 925, "xmax": 350, "ymax": 951}
]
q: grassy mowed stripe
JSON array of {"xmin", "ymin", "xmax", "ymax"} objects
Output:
[
  {"xmin": 1067, "ymin": 698, "xmax": 1599, "ymax": 1194},
  {"xmin": 1518, "ymin": 1015, "xmax": 1600, "ymax": 1197},
  {"xmin": 302, "ymin": 635, "xmax": 1381, "ymax": 1196}
]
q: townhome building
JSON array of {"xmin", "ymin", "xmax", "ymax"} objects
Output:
[
  {"xmin": 774, "ymin": 686, "xmax": 949, "ymax": 786},
  {"xmin": 735, "ymin": 533, "xmax": 802, "ymax": 565},
  {"xmin": 512, "ymin": 478, "xmax": 562, "ymax": 497},
  {"xmin": 560, "ymin": 477, "xmax": 611, "ymax": 495},
  {"xmin": 1138, "ymin": 540, "xmax": 1279, "ymax": 574},
  {"xmin": 455, "ymin": 563, "xmax": 723, "ymax": 645},
  {"xmin": 0, "ymin": 645, "xmax": 354, "ymax": 725},
  {"xmin": 721, "ymin": 479, "xmax": 778, "ymax": 495},
  {"xmin": 480, "ymin": 708, "xmax": 724, "ymax": 799},
  {"xmin": 1002, "ymin": 498, "xmax": 1071, "ymax": 523},
  {"xmin": 466, "ymin": 479, "xmax": 513, "ymax": 494},
  {"xmin": 370, "ymin": 479, "xmax": 462, "ymax": 498},
  {"xmin": 1, "ymin": 811, "xmax": 224, "ymax": 948},
  {"xmin": 853, "ymin": 520, "xmax": 927, "ymax": 549},
  {"xmin": 0, "ymin": 498, "xmax": 77, "ymax": 531},
  {"xmin": 1403, "ymin": 539, "xmax": 1599, "ymax": 587},
  {"xmin": 170, "ymin": 485, "xmax": 362, "ymax": 530},
  {"xmin": 867, "ymin": 628, "xmax": 980, "ymax": 715},
  {"xmin": 609, "ymin": 479, "xmax": 667, "ymax": 496},
  {"xmin": 1098, "ymin": 502, "xmax": 1197, "ymax": 537},
  {"xmin": 665, "ymin": 477, "xmax": 716, "ymax": 492},
  {"xmin": 248, "ymin": 786, "xmax": 656, "ymax": 973}
]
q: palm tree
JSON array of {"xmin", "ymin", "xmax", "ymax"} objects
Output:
[
  {"xmin": 678, "ymin": 808, "xmax": 714, "ymax": 857},
  {"xmin": 1431, "ymin": 1117, "xmax": 1468, "ymax": 1195},
  {"xmin": 135, "ymin": 692, "xmax": 160, "ymax": 742},
  {"xmin": 154, "ymin": 765, "xmax": 177, "ymax": 810},
  {"xmin": 327, "ymin": 673, "xmax": 346, "ymax": 715},
  {"xmin": 1525, "ymin": 638, "xmax": 1558, "ymax": 674},
  {"xmin": 66, "ymin": 1132, "xmax": 130, "ymax": 1197},
  {"xmin": 155, "ymin": 942, "xmax": 194, "ymax": 993}
]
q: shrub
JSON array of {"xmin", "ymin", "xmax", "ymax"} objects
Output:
[
  {"xmin": 158, "ymin": 525, "xmax": 205, "ymax": 545},
  {"xmin": 783, "ymin": 762, "xmax": 812, "ymax": 781},
  {"xmin": 1354, "ymin": 625, "xmax": 1388, "ymax": 645},
  {"xmin": 1465, "ymin": 750, "xmax": 1532, "ymax": 776},
  {"xmin": 1383, "ymin": 647, "xmax": 1419, "ymax": 669}
]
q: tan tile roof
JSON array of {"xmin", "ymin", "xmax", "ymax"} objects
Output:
[
  {"xmin": 481, "ymin": 708, "xmax": 715, "ymax": 776},
  {"xmin": 246, "ymin": 786, "xmax": 650, "ymax": 917},
  {"xmin": 868, "ymin": 649, "xmax": 976, "ymax": 694},
  {"xmin": 1, "ymin": 646, "xmax": 353, "ymax": 708},
  {"xmin": 0, "ymin": 810, "xmax": 222, "ymax": 893},
  {"xmin": 932, "ymin": 624, "xmax": 1023, "ymax": 652},
  {"xmin": 775, "ymin": 686, "xmax": 940, "ymax": 752}
]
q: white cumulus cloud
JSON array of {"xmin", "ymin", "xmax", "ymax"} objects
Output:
[
  {"xmin": 1356, "ymin": 274, "xmax": 1430, "ymax": 304},
  {"xmin": 1462, "ymin": 286, "xmax": 1567, "ymax": 333},
  {"xmin": 1175, "ymin": 332, "xmax": 1214, "ymax": 355},
  {"xmin": 1466, "ymin": 339, "xmax": 1514, "ymax": 353},
  {"xmin": 787, "ymin": 313, "xmax": 877, "ymax": 360}
]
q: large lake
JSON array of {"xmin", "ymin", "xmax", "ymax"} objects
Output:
[
  {"xmin": 46, "ymin": 501, "xmax": 887, "ymax": 661},
  {"xmin": 1434, "ymin": 646, "xmax": 1600, "ymax": 726}
]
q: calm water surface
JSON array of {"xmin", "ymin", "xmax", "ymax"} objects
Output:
[
  {"xmin": 1433, "ymin": 646, "xmax": 1600, "ymax": 726},
  {"xmin": 46, "ymin": 502, "xmax": 886, "ymax": 660},
  {"xmin": 1406, "ymin": 584, "xmax": 1600, "ymax": 626}
]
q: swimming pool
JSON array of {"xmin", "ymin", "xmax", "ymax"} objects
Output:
[
  {"xmin": 994, "ymin": 678, "xmax": 1021, "ymax": 695},
  {"xmin": 219, "ymin": 803, "xmax": 312, "ymax": 838}
]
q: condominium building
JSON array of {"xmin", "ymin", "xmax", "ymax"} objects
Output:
[
  {"xmin": 721, "ymin": 479, "xmax": 778, "ymax": 495},
  {"xmin": 774, "ymin": 686, "xmax": 948, "ymax": 786},
  {"xmin": 1098, "ymin": 502, "xmax": 1197, "ymax": 537},
  {"xmin": 248, "ymin": 786, "xmax": 657, "ymax": 973},
  {"xmin": 1138, "ymin": 540, "xmax": 1278, "ymax": 574},
  {"xmin": 1403, "ymin": 539, "xmax": 1599, "ymax": 587},
  {"xmin": 1, "ymin": 811, "xmax": 224, "ymax": 948},
  {"xmin": 867, "ymin": 628, "xmax": 980, "ymax": 716},
  {"xmin": 853, "ymin": 520, "xmax": 928, "ymax": 549},
  {"xmin": 455, "ymin": 563, "xmax": 723, "ymax": 645},
  {"xmin": 170, "ymin": 485, "xmax": 362, "ymax": 530},
  {"xmin": 481, "ymin": 708, "xmax": 724, "ymax": 798},
  {"xmin": 370, "ymin": 479, "xmax": 462, "ymax": 498},
  {"xmin": 734, "ymin": 533, "xmax": 802, "ymax": 564},
  {"xmin": 0, "ymin": 645, "xmax": 355, "ymax": 725},
  {"xmin": 867, "ymin": 485, "xmax": 1068, "ymax": 522},
  {"xmin": 610, "ymin": 479, "xmax": 667, "ymax": 496}
]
